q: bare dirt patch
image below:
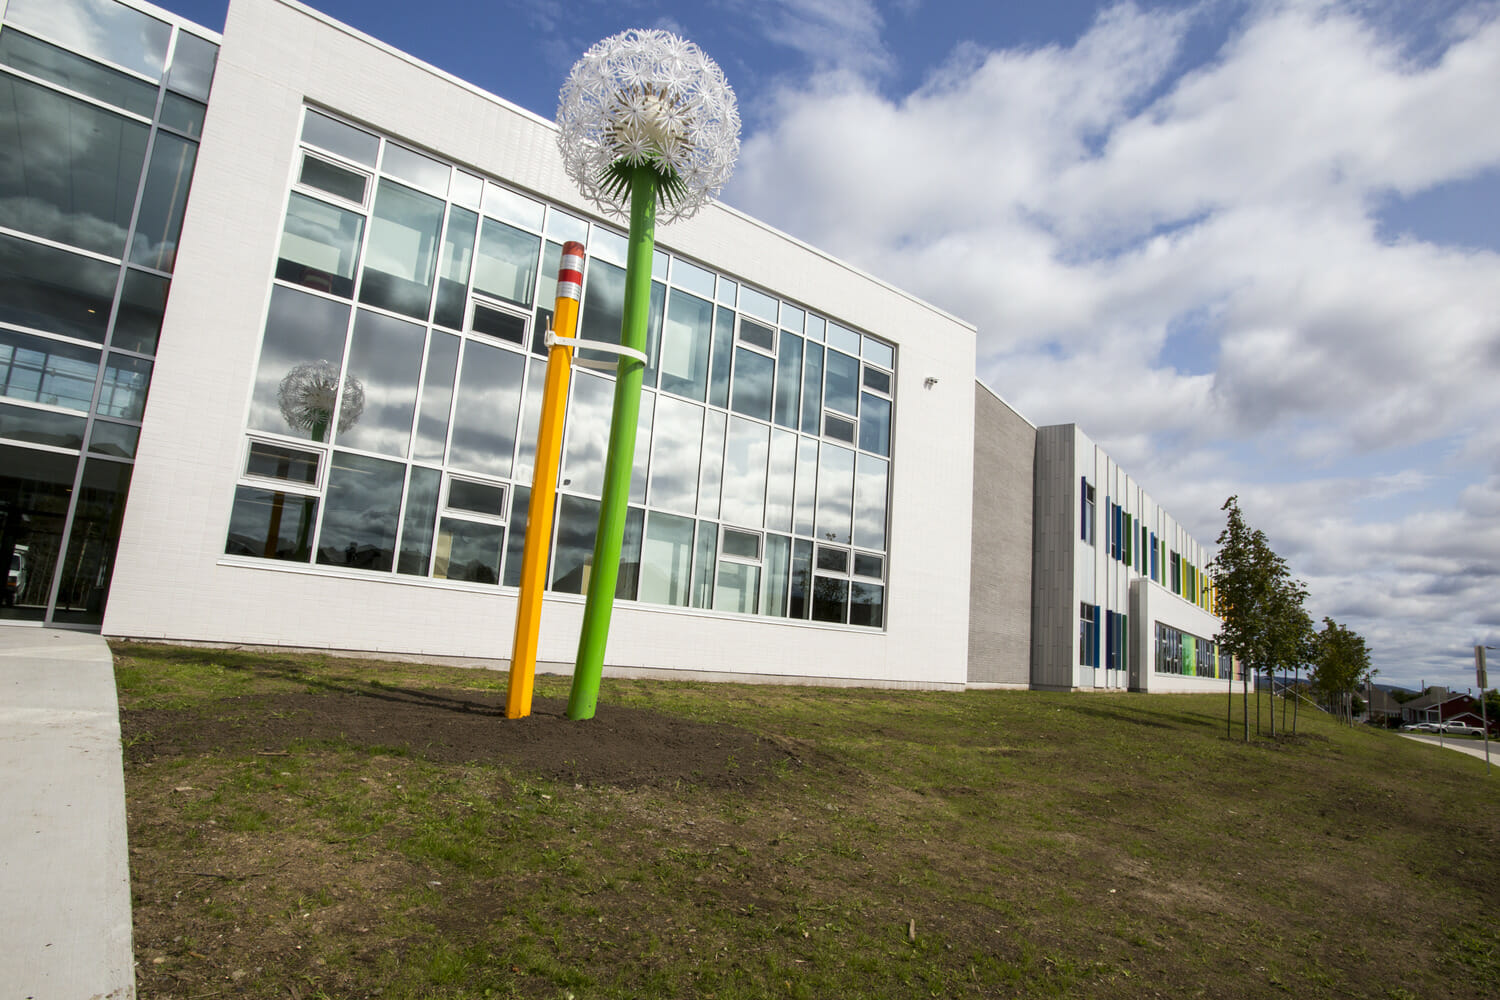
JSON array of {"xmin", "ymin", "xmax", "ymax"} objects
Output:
[{"xmin": 123, "ymin": 686, "xmax": 801, "ymax": 789}]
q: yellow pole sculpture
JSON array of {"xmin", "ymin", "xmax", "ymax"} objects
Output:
[{"xmin": 506, "ymin": 240, "xmax": 586, "ymax": 718}]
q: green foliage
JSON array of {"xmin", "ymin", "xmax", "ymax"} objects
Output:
[
  {"xmin": 1210, "ymin": 497, "xmax": 1314, "ymax": 735},
  {"xmin": 1311, "ymin": 618, "xmax": 1373, "ymax": 719}
]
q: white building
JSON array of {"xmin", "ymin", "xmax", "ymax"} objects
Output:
[{"xmin": 0, "ymin": 0, "xmax": 1235, "ymax": 693}]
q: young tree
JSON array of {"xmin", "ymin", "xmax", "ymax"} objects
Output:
[
  {"xmin": 1310, "ymin": 618, "xmax": 1373, "ymax": 724},
  {"xmin": 1210, "ymin": 496, "xmax": 1313, "ymax": 739}
]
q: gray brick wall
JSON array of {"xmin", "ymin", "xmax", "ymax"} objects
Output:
[
  {"xmin": 1030, "ymin": 425, "xmax": 1077, "ymax": 689},
  {"xmin": 966, "ymin": 384, "xmax": 1035, "ymax": 685}
]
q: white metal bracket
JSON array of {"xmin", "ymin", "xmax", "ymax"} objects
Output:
[{"xmin": 544, "ymin": 328, "xmax": 648, "ymax": 365}]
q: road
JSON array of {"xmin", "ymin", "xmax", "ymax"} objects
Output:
[{"xmin": 1398, "ymin": 732, "xmax": 1498, "ymax": 768}]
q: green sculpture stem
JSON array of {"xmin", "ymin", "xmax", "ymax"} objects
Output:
[{"xmin": 566, "ymin": 163, "xmax": 657, "ymax": 720}]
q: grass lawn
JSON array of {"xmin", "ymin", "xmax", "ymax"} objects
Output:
[{"xmin": 114, "ymin": 642, "xmax": 1500, "ymax": 999}]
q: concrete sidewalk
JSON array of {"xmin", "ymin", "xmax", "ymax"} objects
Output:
[{"xmin": 1, "ymin": 625, "xmax": 134, "ymax": 1000}]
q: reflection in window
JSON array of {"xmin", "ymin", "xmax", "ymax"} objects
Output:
[
  {"xmin": 639, "ymin": 511, "xmax": 694, "ymax": 606},
  {"xmin": 617, "ymin": 507, "xmax": 644, "ymax": 600},
  {"xmin": 397, "ymin": 465, "xmax": 440, "ymax": 575},
  {"xmin": 433, "ymin": 205, "xmax": 477, "ymax": 329},
  {"xmin": 800, "ymin": 342, "xmax": 823, "ymax": 433},
  {"xmin": 774, "ymin": 332, "xmax": 802, "ymax": 428},
  {"xmin": 473, "ymin": 217, "xmax": 540, "ymax": 307},
  {"xmin": 246, "ymin": 286, "xmax": 351, "ymax": 441},
  {"xmin": 660, "ymin": 290, "xmax": 712, "ymax": 400},
  {"xmin": 714, "ymin": 561, "xmax": 759, "ymax": 614},
  {"xmin": 812, "ymin": 576, "xmax": 848, "ymax": 623},
  {"xmin": 551, "ymin": 493, "xmax": 599, "ymax": 594},
  {"xmin": 97, "ymin": 353, "xmax": 151, "ymax": 420},
  {"xmin": 793, "ymin": 436, "xmax": 817, "ymax": 536},
  {"xmin": 561, "ymin": 371, "xmax": 613, "ymax": 497},
  {"xmin": 850, "ymin": 582, "xmax": 884, "ymax": 628},
  {"xmin": 691, "ymin": 520, "xmax": 715, "ymax": 608},
  {"xmin": 130, "ymin": 132, "xmax": 197, "ymax": 272},
  {"xmin": 381, "ymin": 143, "xmax": 449, "ymax": 194},
  {"xmin": 225, "ymin": 486, "xmax": 317, "ymax": 562},
  {"xmin": 765, "ymin": 429, "xmax": 796, "ymax": 533},
  {"xmin": 697, "ymin": 409, "xmax": 725, "ymax": 519},
  {"xmin": 316, "ymin": 451, "xmax": 405, "ymax": 572},
  {"xmin": 159, "ymin": 92, "xmax": 206, "ymax": 138},
  {"xmin": 447, "ymin": 340, "xmax": 524, "ymax": 478},
  {"xmin": 165, "ymin": 31, "xmax": 218, "ymax": 101},
  {"xmin": 577, "ymin": 259, "xmax": 624, "ymax": 368},
  {"xmin": 863, "ymin": 336, "xmax": 894, "ymax": 369},
  {"xmin": 0, "ymin": 329, "xmax": 99, "ymax": 411},
  {"xmin": 709, "ymin": 305, "xmax": 734, "ymax": 409},
  {"xmin": 815, "ymin": 443, "xmax": 854, "ymax": 544},
  {"xmin": 434, "ymin": 518, "xmax": 503, "ymax": 583},
  {"xmin": 730, "ymin": 347, "xmax": 773, "ymax": 421},
  {"xmin": 512, "ymin": 367, "xmax": 545, "ymax": 484},
  {"xmin": 631, "ymin": 394, "xmax": 652, "ymax": 504},
  {"xmin": 359, "ymin": 179, "xmax": 444, "ymax": 319},
  {"xmin": 5, "ymin": 0, "xmax": 171, "ymax": 80},
  {"xmin": 245, "ymin": 440, "xmax": 319, "ymax": 484},
  {"xmin": 824, "ymin": 349, "xmax": 859, "ymax": 415},
  {"xmin": 501, "ymin": 485, "xmax": 530, "ymax": 587},
  {"xmin": 113, "ymin": 270, "xmax": 169, "ymax": 354},
  {"xmin": 763, "ymin": 534, "xmax": 790, "ymax": 617},
  {"xmin": 0, "ymin": 72, "xmax": 149, "ymax": 256},
  {"xmin": 299, "ymin": 154, "xmax": 367, "ymax": 204},
  {"xmin": 0, "ymin": 30, "xmax": 157, "ymax": 116},
  {"xmin": 335, "ymin": 310, "xmax": 425, "ymax": 458},
  {"xmin": 859, "ymin": 393, "xmax": 891, "ymax": 456},
  {"xmin": 413, "ymin": 331, "xmax": 459, "ymax": 463},
  {"xmin": 277, "ymin": 193, "xmax": 364, "ymax": 297},
  {"xmin": 648, "ymin": 396, "xmax": 702, "ymax": 514},
  {"xmin": 301, "ymin": 109, "xmax": 378, "ymax": 167},
  {"xmin": 86, "ymin": 419, "xmax": 138, "ymax": 458},
  {"xmin": 854, "ymin": 454, "xmax": 888, "ymax": 550},
  {"xmin": 721, "ymin": 417, "xmax": 768, "ymax": 528},
  {"xmin": 789, "ymin": 538, "xmax": 812, "ymax": 618},
  {"xmin": 0, "ymin": 400, "xmax": 85, "ymax": 449}
]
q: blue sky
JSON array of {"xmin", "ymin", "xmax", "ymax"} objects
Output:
[{"xmin": 157, "ymin": 0, "xmax": 1500, "ymax": 692}]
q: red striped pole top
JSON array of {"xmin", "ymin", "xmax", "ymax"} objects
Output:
[{"xmin": 558, "ymin": 241, "xmax": 585, "ymax": 302}]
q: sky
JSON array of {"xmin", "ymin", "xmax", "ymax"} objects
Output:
[{"xmin": 156, "ymin": 0, "xmax": 1500, "ymax": 692}]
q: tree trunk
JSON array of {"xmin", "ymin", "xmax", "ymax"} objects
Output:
[
  {"xmin": 1293, "ymin": 666, "xmax": 1300, "ymax": 734},
  {"xmin": 1269, "ymin": 669, "xmax": 1277, "ymax": 739}
]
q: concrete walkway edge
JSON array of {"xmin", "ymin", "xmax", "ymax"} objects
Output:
[{"xmin": 1, "ymin": 626, "xmax": 134, "ymax": 1000}]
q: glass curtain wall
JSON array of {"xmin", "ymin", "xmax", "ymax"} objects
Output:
[
  {"xmin": 0, "ymin": 0, "xmax": 216, "ymax": 625},
  {"xmin": 227, "ymin": 108, "xmax": 898, "ymax": 629}
]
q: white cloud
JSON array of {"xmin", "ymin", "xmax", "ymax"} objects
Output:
[{"xmin": 724, "ymin": 0, "xmax": 1500, "ymax": 687}]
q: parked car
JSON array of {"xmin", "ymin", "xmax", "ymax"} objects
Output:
[
  {"xmin": 1441, "ymin": 722, "xmax": 1485, "ymax": 736},
  {"xmin": 1400, "ymin": 722, "xmax": 1442, "ymax": 733}
]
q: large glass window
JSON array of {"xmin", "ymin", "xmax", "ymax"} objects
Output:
[
  {"xmin": 0, "ymin": 73, "xmax": 149, "ymax": 256},
  {"xmin": 0, "ymin": 329, "xmax": 99, "ymax": 411},
  {"xmin": 647, "ymin": 396, "xmax": 703, "ymax": 514},
  {"xmin": 359, "ymin": 179, "xmax": 444, "ymax": 319},
  {"xmin": 6, "ymin": 0, "xmax": 171, "ymax": 80},
  {"xmin": 638, "ymin": 510, "xmax": 694, "ymax": 606},
  {"xmin": 335, "ymin": 310, "xmax": 425, "ymax": 458},
  {"xmin": 0, "ymin": 232, "xmax": 118, "ymax": 342},
  {"xmin": 316, "ymin": 451, "xmax": 405, "ymax": 571},
  {"xmin": 130, "ymin": 131, "xmax": 197, "ymax": 271},
  {"xmin": 721, "ymin": 417, "xmax": 768, "ymax": 528},
  {"xmin": 473, "ymin": 217, "xmax": 539, "ymax": 308},
  {"xmin": 277, "ymin": 193, "xmax": 365, "ymax": 297},
  {"xmin": 659, "ymin": 290, "xmax": 712, "ymax": 400},
  {"xmin": 246, "ymin": 285, "xmax": 352, "ymax": 441},
  {"xmin": 447, "ymin": 339, "xmax": 524, "ymax": 478},
  {"xmin": 228, "ymin": 111, "xmax": 902, "ymax": 629},
  {"xmin": 0, "ymin": 30, "xmax": 157, "ymax": 116}
]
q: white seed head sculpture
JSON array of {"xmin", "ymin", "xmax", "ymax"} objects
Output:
[
  {"xmin": 278, "ymin": 361, "xmax": 363, "ymax": 437},
  {"xmin": 556, "ymin": 29, "xmax": 740, "ymax": 224}
]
